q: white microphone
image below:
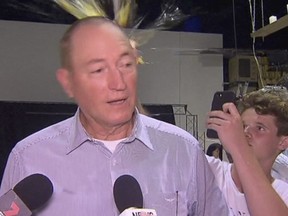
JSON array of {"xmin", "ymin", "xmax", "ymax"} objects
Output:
[
  {"xmin": 0, "ymin": 173, "xmax": 53, "ymax": 216},
  {"xmin": 113, "ymin": 175, "xmax": 157, "ymax": 216},
  {"xmin": 119, "ymin": 207, "xmax": 157, "ymax": 216}
]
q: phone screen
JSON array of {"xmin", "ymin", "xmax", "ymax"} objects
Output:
[{"xmin": 206, "ymin": 91, "xmax": 236, "ymax": 139}]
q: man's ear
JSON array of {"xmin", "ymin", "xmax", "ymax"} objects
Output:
[
  {"xmin": 56, "ymin": 68, "xmax": 74, "ymax": 98},
  {"xmin": 279, "ymin": 136, "xmax": 288, "ymax": 151}
]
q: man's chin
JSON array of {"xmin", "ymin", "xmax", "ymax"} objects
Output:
[{"xmin": 111, "ymin": 114, "xmax": 134, "ymax": 127}]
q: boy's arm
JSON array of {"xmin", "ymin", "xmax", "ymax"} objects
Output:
[{"xmin": 207, "ymin": 102, "xmax": 288, "ymax": 216}]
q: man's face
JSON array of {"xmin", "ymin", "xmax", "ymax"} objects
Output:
[
  {"xmin": 62, "ymin": 24, "xmax": 138, "ymax": 129},
  {"xmin": 241, "ymin": 108, "xmax": 283, "ymax": 162}
]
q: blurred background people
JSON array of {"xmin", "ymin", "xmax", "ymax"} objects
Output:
[
  {"xmin": 272, "ymin": 149, "xmax": 288, "ymax": 183},
  {"xmin": 206, "ymin": 143, "xmax": 223, "ymax": 160}
]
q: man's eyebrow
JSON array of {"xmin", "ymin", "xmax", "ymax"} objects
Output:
[
  {"xmin": 85, "ymin": 58, "xmax": 105, "ymax": 65},
  {"xmin": 120, "ymin": 51, "xmax": 133, "ymax": 58},
  {"xmin": 84, "ymin": 51, "xmax": 133, "ymax": 66}
]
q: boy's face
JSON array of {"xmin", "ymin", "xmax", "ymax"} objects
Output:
[{"xmin": 241, "ymin": 108, "xmax": 284, "ymax": 163}]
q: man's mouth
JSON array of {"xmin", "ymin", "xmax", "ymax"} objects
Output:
[{"xmin": 108, "ymin": 98, "xmax": 126, "ymax": 105}]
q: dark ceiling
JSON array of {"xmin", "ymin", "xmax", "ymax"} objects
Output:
[{"xmin": 0, "ymin": 0, "xmax": 288, "ymax": 50}]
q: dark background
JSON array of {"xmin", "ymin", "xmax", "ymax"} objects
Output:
[{"xmin": 0, "ymin": 0, "xmax": 288, "ymax": 50}]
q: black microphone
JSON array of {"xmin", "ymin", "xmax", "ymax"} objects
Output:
[
  {"xmin": 0, "ymin": 173, "xmax": 53, "ymax": 216},
  {"xmin": 113, "ymin": 174, "xmax": 157, "ymax": 216}
]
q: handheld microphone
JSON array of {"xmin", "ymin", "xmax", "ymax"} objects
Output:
[
  {"xmin": 0, "ymin": 173, "xmax": 53, "ymax": 216},
  {"xmin": 113, "ymin": 175, "xmax": 157, "ymax": 216}
]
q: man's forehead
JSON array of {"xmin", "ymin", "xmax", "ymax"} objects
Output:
[
  {"xmin": 71, "ymin": 23, "xmax": 131, "ymax": 50},
  {"xmin": 74, "ymin": 22, "xmax": 125, "ymax": 38}
]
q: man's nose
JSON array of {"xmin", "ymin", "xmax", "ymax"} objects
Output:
[{"xmin": 108, "ymin": 67, "xmax": 126, "ymax": 90}]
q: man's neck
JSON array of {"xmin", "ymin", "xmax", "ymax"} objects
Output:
[{"xmin": 80, "ymin": 112, "xmax": 135, "ymax": 141}]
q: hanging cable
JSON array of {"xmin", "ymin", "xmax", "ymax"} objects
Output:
[
  {"xmin": 261, "ymin": 0, "xmax": 264, "ymax": 29},
  {"xmin": 232, "ymin": 0, "xmax": 238, "ymax": 52},
  {"xmin": 248, "ymin": 0, "xmax": 264, "ymax": 88}
]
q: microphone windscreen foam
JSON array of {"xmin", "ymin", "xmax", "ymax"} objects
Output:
[
  {"xmin": 113, "ymin": 175, "xmax": 143, "ymax": 213},
  {"xmin": 13, "ymin": 173, "xmax": 53, "ymax": 211}
]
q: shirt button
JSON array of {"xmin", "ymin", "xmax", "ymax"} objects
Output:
[{"xmin": 112, "ymin": 159, "xmax": 117, "ymax": 166}]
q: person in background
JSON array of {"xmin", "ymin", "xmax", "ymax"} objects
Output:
[
  {"xmin": 224, "ymin": 150, "xmax": 233, "ymax": 163},
  {"xmin": 207, "ymin": 87, "xmax": 288, "ymax": 216},
  {"xmin": 206, "ymin": 142, "xmax": 223, "ymax": 160},
  {"xmin": 0, "ymin": 16, "xmax": 228, "ymax": 215},
  {"xmin": 272, "ymin": 149, "xmax": 288, "ymax": 183}
]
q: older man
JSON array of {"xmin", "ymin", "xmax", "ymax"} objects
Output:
[{"xmin": 0, "ymin": 17, "xmax": 228, "ymax": 215}]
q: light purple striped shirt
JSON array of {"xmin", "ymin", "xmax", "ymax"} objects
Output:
[{"xmin": 0, "ymin": 110, "xmax": 228, "ymax": 215}]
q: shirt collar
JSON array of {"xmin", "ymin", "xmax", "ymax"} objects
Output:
[
  {"xmin": 66, "ymin": 108, "xmax": 154, "ymax": 154},
  {"xmin": 66, "ymin": 108, "xmax": 89, "ymax": 154},
  {"xmin": 131, "ymin": 109, "xmax": 154, "ymax": 150}
]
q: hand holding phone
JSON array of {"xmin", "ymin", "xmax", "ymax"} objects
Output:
[{"xmin": 206, "ymin": 91, "xmax": 236, "ymax": 139}]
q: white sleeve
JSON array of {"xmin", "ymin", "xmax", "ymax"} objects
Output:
[
  {"xmin": 206, "ymin": 155, "xmax": 230, "ymax": 190},
  {"xmin": 272, "ymin": 153, "xmax": 288, "ymax": 183},
  {"xmin": 273, "ymin": 179, "xmax": 288, "ymax": 206}
]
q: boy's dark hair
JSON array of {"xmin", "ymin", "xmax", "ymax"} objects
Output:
[{"xmin": 238, "ymin": 86, "xmax": 288, "ymax": 136}]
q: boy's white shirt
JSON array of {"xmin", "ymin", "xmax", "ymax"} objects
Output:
[{"xmin": 206, "ymin": 155, "xmax": 288, "ymax": 216}]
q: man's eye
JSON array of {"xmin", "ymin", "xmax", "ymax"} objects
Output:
[
  {"xmin": 120, "ymin": 62, "xmax": 133, "ymax": 68},
  {"xmin": 257, "ymin": 126, "xmax": 264, "ymax": 131},
  {"xmin": 125, "ymin": 63, "xmax": 133, "ymax": 67},
  {"xmin": 91, "ymin": 68, "xmax": 103, "ymax": 73}
]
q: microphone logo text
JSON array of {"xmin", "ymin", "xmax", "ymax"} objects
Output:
[
  {"xmin": 3, "ymin": 202, "xmax": 20, "ymax": 216},
  {"xmin": 132, "ymin": 212, "xmax": 155, "ymax": 216}
]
